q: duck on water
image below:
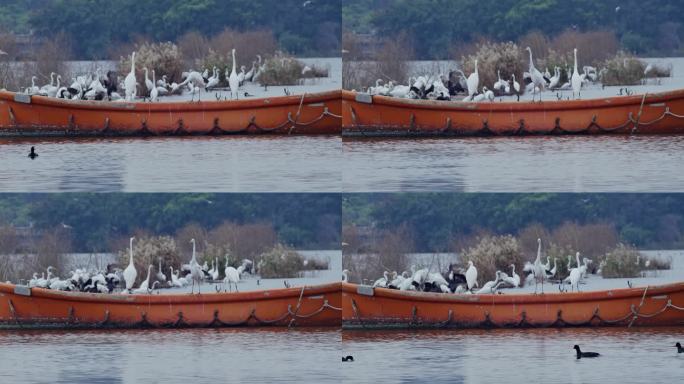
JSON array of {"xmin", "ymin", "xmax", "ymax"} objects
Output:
[{"xmin": 573, "ymin": 345, "xmax": 600, "ymax": 359}]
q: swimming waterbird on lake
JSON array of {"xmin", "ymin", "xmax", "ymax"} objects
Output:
[
  {"xmin": 676, "ymin": 342, "xmax": 684, "ymax": 353},
  {"xmin": 28, "ymin": 146, "xmax": 38, "ymax": 159},
  {"xmin": 573, "ymin": 345, "xmax": 600, "ymax": 359},
  {"xmin": 342, "ymin": 355, "xmax": 354, "ymax": 362}
]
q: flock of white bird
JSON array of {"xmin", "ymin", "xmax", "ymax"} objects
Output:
[
  {"xmin": 343, "ymin": 238, "xmax": 597, "ymax": 295},
  {"xmin": 22, "ymin": 48, "xmax": 264, "ymax": 102},
  {"xmin": 367, "ymin": 47, "xmax": 599, "ymax": 102},
  {"xmin": 27, "ymin": 237, "xmax": 253, "ymax": 295}
]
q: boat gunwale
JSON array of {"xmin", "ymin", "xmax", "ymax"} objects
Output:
[
  {"xmin": 0, "ymin": 89, "xmax": 342, "ymax": 113},
  {"xmin": 342, "ymin": 282, "xmax": 684, "ymax": 305},
  {"xmin": 341, "ymin": 89, "xmax": 684, "ymax": 113},
  {"xmin": 0, "ymin": 282, "xmax": 341, "ymax": 305}
]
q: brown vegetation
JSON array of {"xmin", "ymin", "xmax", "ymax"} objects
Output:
[
  {"xmin": 117, "ymin": 235, "xmax": 182, "ymax": 285},
  {"xmin": 342, "ymin": 225, "xmax": 414, "ymax": 284},
  {"xmin": 458, "ymin": 235, "xmax": 525, "ymax": 284},
  {"xmin": 257, "ymin": 52, "xmax": 306, "ymax": 86},
  {"xmin": 600, "ymin": 52, "xmax": 646, "ymax": 86},
  {"xmin": 257, "ymin": 244, "xmax": 306, "ymax": 278},
  {"xmin": 118, "ymin": 41, "xmax": 185, "ymax": 87},
  {"xmin": 599, "ymin": 243, "xmax": 642, "ymax": 278},
  {"xmin": 461, "ymin": 41, "xmax": 525, "ymax": 92},
  {"xmin": 342, "ymin": 32, "xmax": 414, "ymax": 91}
]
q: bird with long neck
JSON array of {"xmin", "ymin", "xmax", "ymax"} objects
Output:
[
  {"xmin": 572, "ymin": 48, "xmax": 582, "ymax": 99},
  {"xmin": 525, "ymin": 47, "xmax": 546, "ymax": 101},
  {"xmin": 229, "ymin": 48, "xmax": 240, "ymax": 100},
  {"xmin": 189, "ymin": 238, "xmax": 203, "ymax": 293},
  {"xmin": 466, "ymin": 60, "xmax": 479, "ymax": 97},
  {"xmin": 123, "ymin": 237, "xmax": 137, "ymax": 292},
  {"xmin": 124, "ymin": 52, "xmax": 137, "ymax": 101},
  {"xmin": 533, "ymin": 238, "xmax": 545, "ymax": 293}
]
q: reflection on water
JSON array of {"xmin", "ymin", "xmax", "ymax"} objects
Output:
[
  {"xmin": 342, "ymin": 328, "xmax": 684, "ymax": 384},
  {"xmin": 0, "ymin": 136, "xmax": 341, "ymax": 192},
  {"xmin": 0, "ymin": 328, "xmax": 340, "ymax": 384},
  {"xmin": 342, "ymin": 135, "xmax": 684, "ymax": 192}
]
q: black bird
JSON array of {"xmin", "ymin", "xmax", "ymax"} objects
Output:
[
  {"xmin": 342, "ymin": 355, "xmax": 354, "ymax": 362},
  {"xmin": 676, "ymin": 342, "xmax": 684, "ymax": 353},
  {"xmin": 28, "ymin": 146, "xmax": 38, "ymax": 159},
  {"xmin": 573, "ymin": 345, "xmax": 600, "ymax": 359}
]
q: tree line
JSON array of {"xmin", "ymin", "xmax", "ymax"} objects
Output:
[
  {"xmin": 343, "ymin": 0, "xmax": 684, "ymax": 58},
  {"xmin": 0, "ymin": 0, "xmax": 341, "ymax": 59},
  {"xmin": 343, "ymin": 194, "xmax": 684, "ymax": 251},
  {"xmin": 0, "ymin": 194, "xmax": 340, "ymax": 251}
]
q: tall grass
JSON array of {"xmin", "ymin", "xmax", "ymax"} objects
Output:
[
  {"xmin": 600, "ymin": 52, "xmax": 646, "ymax": 86},
  {"xmin": 458, "ymin": 235, "xmax": 525, "ymax": 285},
  {"xmin": 461, "ymin": 41, "xmax": 525, "ymax": 92},
  {"xmin": 118, "ymin": 41, "xmax": 185, "ymax": 87}
]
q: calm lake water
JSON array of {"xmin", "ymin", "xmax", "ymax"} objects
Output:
[
  {"xmin": 0, "ymin": 328, "xmax": 341, "ymax": 384},
  {"xmin": 342, "ymin": 328, "xmax": 684, "ymax": 384},
  {"xmin": 342, "ymin": 135, "xmax": 684, "ymax": 192},
  {"xmin": 0, "ymin": 136, "xmax": 341, "ymax": 192}
]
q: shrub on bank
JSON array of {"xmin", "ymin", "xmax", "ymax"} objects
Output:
[
  {"xmin": 118, "ymin": 42, "xmax": 185, "ymax": 88},
  {"xmin": 257, "ymin": 52, "xmax": 305, "ymax": 86},
  {"xmin": 600, "ymin": 52, "xmax": 646, "ymax": 86},
  {"xmin": 459, "ymin": 235, "xmax": 525, "ymax": 285},
  {"xmin": 461, "ymin": 41, "xmax": 526, "ymax": 93},
  {"xmin": 600, "ymin": 243, "xmax": 641, "ymax": 278},
  {"xmin": 257, "ymin": 244, "xmax": 305, "ymax": 278},
  {"xmin": 117, "ymin": 236, "xmax": 183, "ymax": 285}
]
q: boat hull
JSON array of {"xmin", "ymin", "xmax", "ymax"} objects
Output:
[
  {"xmin": 0, "ymin": 282, "xmax": 341, "ymax": 329},
  {"xmin": 342, "ymin": 89, "xmax": 684, "ymax": 136},
  {"xmin": 342, "ymin": 282, "xmax": 684, "ymax": 329},
  {"xmin": 0, "ymin": 90, "xmax": 341, "ymax": 136}
]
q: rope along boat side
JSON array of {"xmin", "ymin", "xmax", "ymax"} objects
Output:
[
  {"xmin": 342, "ymin": 282, "xmax": 684, "ymax": 329},
  {"xmin": 0, "ymin": 90, "xmax": 341, "ymax": 136},
  {"xmin": 0, "ymin": 282, "xmax": 341, "ymax": 329},
  {"xmin": 342, "ymin": 89, "xmax": 684, "ymax": 136}
]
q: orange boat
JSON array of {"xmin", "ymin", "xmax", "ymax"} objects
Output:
[
  {"xmin": 0, "ymin": 282, "xmax": 341, "ymax": 329},
  {"xmin": 342, "ymin": 282, "xmax": 684, "ymax": 329},
  {"xmin": 341, "ymin": 89, "xmax": 684, "ymax": 136},
  {"xmin": 0, "ymin": 90, "xmax": 341, "ymax": 136}
]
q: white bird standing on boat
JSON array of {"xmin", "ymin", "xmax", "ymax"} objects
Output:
[
  {"xmin": 169, "ymin": 266, "xmax": 183, "ymax": 287},
  {"xmin": 44, "ymin": 75, "xmax": 60, "ymax": 98},
  {"xmin": 188, "ymin": 239, "xmax": 204, "ymax": 293},
  {"xmin": 511, "ymin": 74, "xmax": 521, "ymax": 99},
  {"xmin": 525, "ymin": 47, "xmax": 547, "ymax": 102},
  {"xmin": 123, "ymin": 237, "xmax": 137, "ymax": 292},
  {"xmin": 143, "ymin": 67, "xmax": 154, "ymax": 95},
  {"xmin": 206, "ymin": 67, "xmax": 220, "ymax": 90},
  {"xmin": 572, "ymin": 48, "xmax": 583, "ymax": 99},
  {"xmin": 466, "ymin": 60, "xmax": 479, "ymax": 98},
  {"xmin": 124, "ymin": 52, "xmax": 137, "ymax": 101},
  {"xmin": 548, "ymin": 67, "xmax": 560, "ymax": 89},
  {"xmin": 224, "ymin": 257, "xmax": 241, "ymax": 292},
  {"xmin": 156, "ymin": 258, "xmax": 166, "ymax": 282},
  {"xmin": 132, "ymin": 265, "xmax": 153, "ymax": 294},
  {"xmin": 493, "ymin": 70, "xmax": 505, "ymax": 93},
  {"xmin": 229, "ymin": 48, "xmax": 240, "ymax": 100},
  {"xmin": 503, "ymin": 264, "xmax": 520, "ymax": 287},
  {"xmin": 150, "ymin": 70, "xmax": 159, "ymax": 102},
  {"xmin": 27, "ymin": 76, "xmax": 40, "ymax": 95},
  {"xmin": 211, "ymin": 257, "xmax": 220, "ymax": 281},
  {"xmin": 533, "ymin": 238, "xmax": 545, "ymax": 293},
  {"xmin": 342, "ymin": 269, "xmax": 349, "ymax": 282},
  {"xmin": 373, "ymin": 271, "xmax": 390, "ymax": 288},
  {"xmin": 465, "ymin": 260, "xmax": 478, "ymax": 291},
  {"xmin": 475, "ymin": 271, "xmax": 501, "ymax": 294}
]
